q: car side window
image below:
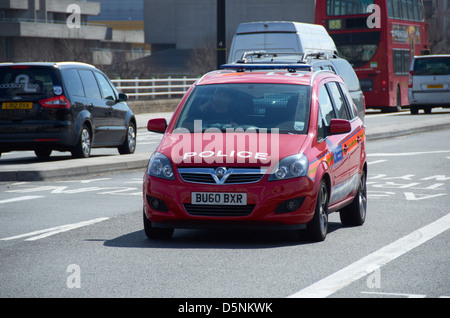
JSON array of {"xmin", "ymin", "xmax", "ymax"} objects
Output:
[
  {"xmin": 338, "ymin": 82, "xmax": 358, "ymax": 120},
  {"xmin": 61, "ymin": 69, "xmax": 85, "ymax": 97},
  {"xmin": 78, "ymin": 69, "xmax": 101, "ymax": 99},
  {"xmin": 317, "ymin": 107, "xmax": 326, "ymax": 141},
  {"xmin": 94, "ymin": 72, "xmax": 116, "ymax": 101},
  {"xmin": 317, "ymin": 84, "xmax": 336, "ymax": 141},
  {"xmin": 327, "ymin": 82, "xmax": 350, "ymax": 120}
]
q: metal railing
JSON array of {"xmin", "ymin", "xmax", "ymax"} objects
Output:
[{"xmin": 111, "ymin": 77, "xmax": 198, "ymax": 99}]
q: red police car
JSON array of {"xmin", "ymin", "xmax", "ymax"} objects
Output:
[{"xmin": 143, "ymin": 63, "xmax": 367, "ymax": 241}]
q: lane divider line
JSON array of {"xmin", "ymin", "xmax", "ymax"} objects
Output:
[{"xmin": 288, "ymin": 213, "xmax": 450, "ymax": 298}]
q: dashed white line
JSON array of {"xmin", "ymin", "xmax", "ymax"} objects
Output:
[{"xmin": 288, "ymin": 213, "xmax": 450, "ymax": 298}]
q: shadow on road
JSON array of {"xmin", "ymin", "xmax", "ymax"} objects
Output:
[{"xmin": 102, "ymin": 222, "xmax": 343, "ymax": 250}]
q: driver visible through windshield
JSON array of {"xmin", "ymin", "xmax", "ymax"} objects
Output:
[{"xmin": 174, "ymin": 83, "xmax": 311, "ymax": 134}]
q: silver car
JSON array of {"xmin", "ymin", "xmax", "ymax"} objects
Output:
[{"xmin": 408, "ymin": 55, "xmax": 450, "ymax": 114}]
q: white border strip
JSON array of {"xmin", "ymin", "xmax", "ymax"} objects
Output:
[{"xmin": 289, "ymin": 213, "xmax": 450, "ymax": 298}]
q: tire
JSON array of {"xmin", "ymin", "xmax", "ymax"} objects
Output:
[
  {"xmin": 423, "ymin": 106, "xmax": 432, "ymax": 114},
  {"xmin": 303, "ymin": 180, "xmax": 329, "ymax": 242},
  {"xmin": 72, "ymin": 125, "xmax": 92, "ymax": 158},
  {"xmin": 340, "ymin": 170, "xmax": 367, "ymax": 227},
  {"xmin": 410, "ymin": 105, "xmax": 419, "ymax": 115},
  {"xmin": 118, "ymin": 122, "xmax": 136, "ymax": 155},
  {"xmin": 35, "ymin": 148, "xmax": 52, "ymax": 158},
  {"xmin": 143, "ymin": 209, "xmax": 173, "ymax": 239}
]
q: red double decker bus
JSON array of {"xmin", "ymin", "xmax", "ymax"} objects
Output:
[{"xmin": 315, "ymin": 0, "xmax": 430, "ymax": 111}]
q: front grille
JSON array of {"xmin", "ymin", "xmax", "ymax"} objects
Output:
[
  {"xmin": 224, "ymin": 174, "xmax": 263, "ymax": 184},
  {"xmin": 178, "ymin": 167, "xmax": 266, "ymax": 184},
  {"xmin": 184, "ymin": 204, "xmax": 255, "ymax": 217},
  {"xmin": 181, "ymin": 173, "xmax": 215, "ymax": 183}
]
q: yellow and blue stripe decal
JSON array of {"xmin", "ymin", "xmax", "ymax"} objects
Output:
[{"xmin": 307, "ymin": 127, "xmax": 365, "ymax": 180}]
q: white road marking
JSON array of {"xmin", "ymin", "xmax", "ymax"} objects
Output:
[
  {"xmin": 368, "ymin": 159, "xmax": 387, "ymax": 165},
  {"xmin": 0, "ymin": 196, "xmax": 44, "ymax": 204},
  {"xmin": 404, "ymin": 192, "xmax": 447, "ymax": 201},
  {"xmin": 288, "ymin": 213, "xmax": 450, "ymax": 298},
  {"xmin": 368, "ymin": 150, "xmax": 450, "ymax": 157},
  {"xmin": 0, "ymin": 217, "xmax": 109, "ymax": 241}
]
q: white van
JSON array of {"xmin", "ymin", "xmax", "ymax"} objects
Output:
[{"xmin": 228, "ymin": 21, "xmax": 337, "ymax": 63}]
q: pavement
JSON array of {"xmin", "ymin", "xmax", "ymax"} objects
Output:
[{"xmin": 1, "ymin": 109, "xmax": 449, "ymax": 181}]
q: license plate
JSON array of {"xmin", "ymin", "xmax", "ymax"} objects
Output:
[
  {"xmin": 427, "ymin": 84, "xmax": 443, "ymax": 89},
  {"xmin": 2, "ymin": 102, "xmax": 33, "ymax": 110},
  {"xmin": 191, "ymin": 192, "xmax": 247, "ymax": 205}
]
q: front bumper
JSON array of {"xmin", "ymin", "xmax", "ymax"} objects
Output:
[{"xmin": 143, "ymin": 172, "xmax": 318, "ymax": 230}]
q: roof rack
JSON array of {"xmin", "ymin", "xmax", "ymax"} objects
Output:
[
  {"xmin": 236, "ymin": 51, "xmax": 306, "ymax": 64},
  {"xmin": 221, "ymin": 63, "xmax": 312, "ymax": 72},
  {"xmin": 222, "ymin": 51, "xmax": 311, "ymax": 72},
  {"xmin": 303, "ymin": 51, "xmax": 339, "ymax": 60}
]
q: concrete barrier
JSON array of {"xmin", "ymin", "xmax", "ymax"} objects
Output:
[{"xmin": 127, "ymin": 98, "xmax": 181, "ymax": 114}]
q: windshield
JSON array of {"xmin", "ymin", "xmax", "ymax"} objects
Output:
[
  {"xmin": 413, "ymin": 57, "xmax": 450, "ymax": 76},
  {"xmin": 0, "ymin": 66, "xmax": 62, "ymax": 101},
  {"xmin": 332, "ymin": 32, "xmax": 380, "ymax": 68},
  {"xmin": 174, "ymin": 83, "xmax": 311, "ymax": 134}
]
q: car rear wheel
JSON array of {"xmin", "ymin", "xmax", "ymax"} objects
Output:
[
  {"xmin": 340, "ymin": 170, "xmax": 367, "ymax": 226},
  {"xmin": 118, "ymin": 122, "xmax": 136, "ymax": 154},
  {"xmin": 303, "ymin": 180, "xmax": 329, "ymax": 242},
  {"xmin": 143, "ymin": 209, "xmax": 174, "ymax": 239},
  {"xmin": 72, "ymin": 125, "xmax": 92, "ymax": 158}
]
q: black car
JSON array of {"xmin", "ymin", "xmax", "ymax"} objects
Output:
[{"xmin": 0, "ymin": 62, "xmax": 136, "ymax": 158}]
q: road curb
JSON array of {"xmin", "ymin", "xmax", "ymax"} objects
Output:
[
  {"xmin": 366, "ymin": 122, "xmax": 449, "ymax": 141},
  {"xmin": 0, "ymin": 154, "xmax": 150, "ymax": 181}
]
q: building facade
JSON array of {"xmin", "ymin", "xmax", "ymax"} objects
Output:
[{"xmin": 0, "ymin": 0, "xmax": 146, "ymax": 75}]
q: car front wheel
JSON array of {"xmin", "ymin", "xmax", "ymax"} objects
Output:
[
  {"xmin": 303, "ymin": 180, "xmax": 329, "ymax": 242},
  {"xmin": 143, "ymin": 209, "xmax": 173, "ymax": 239}
]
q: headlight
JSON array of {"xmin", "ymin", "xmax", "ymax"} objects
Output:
[
  {"xmin": 268, "ymin": 154, "xmax": 308, "ymax": 181},
  {"xmin": 148, "ymin": 152, "xmax": 174, "ymax": 180}
]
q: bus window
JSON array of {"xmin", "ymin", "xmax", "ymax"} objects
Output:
[
  {"xmin": 332, "ymin": 32, "xmax": 380, "ymax": 68},
  {"xmin": 327, "ymin": 0, "xmax": 375, "ymax": 16}
]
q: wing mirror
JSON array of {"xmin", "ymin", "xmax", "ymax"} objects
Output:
[
  {"xmin": 329, "ymin": 119, "xmax": 351, "ymax": 135},
  {"xmin": 147, "ymin": 118, "xmax": 167, "ymax": 133},
  {"xmin": 118, "ymin": 93, "xmax": 128, "ymax": 102}
]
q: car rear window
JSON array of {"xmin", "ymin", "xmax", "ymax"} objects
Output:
[
  {"xmin": 0, "ymin": 66, "xmax": 62, "ymax": 101},
  {"xmin": 174, "ymin": 83, "xmax": 311, "ymax": 134},
  {"xmin": 413, "ymin": 57, "xmax": 450, "ymax": 76}
]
